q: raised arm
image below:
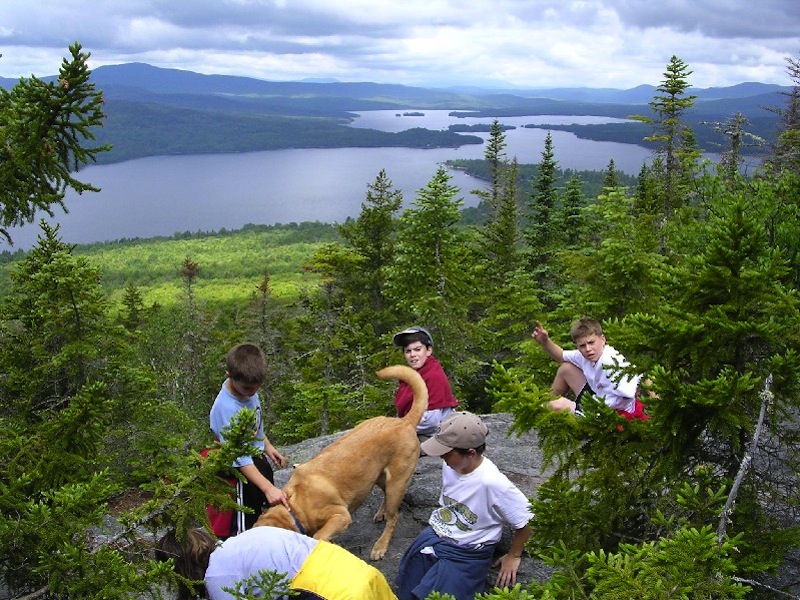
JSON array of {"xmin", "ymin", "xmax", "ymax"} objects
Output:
[{"xmin": 531, "ymin": 323, "xmax": 565, "ymax": 363}]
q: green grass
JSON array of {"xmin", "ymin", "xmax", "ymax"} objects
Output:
[{"xmin": 0, "ymin": 222, "xmax": 338, "ymax": 308}]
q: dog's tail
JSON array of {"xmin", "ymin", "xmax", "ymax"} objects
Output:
[{"xmin": 377, "ymin": 365, "xmax": 428, "ymax": 426}]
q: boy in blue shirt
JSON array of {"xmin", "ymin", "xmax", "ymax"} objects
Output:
[{"xmin": 210, "ymin": 343, "xmax": 289, "ymax": 535}]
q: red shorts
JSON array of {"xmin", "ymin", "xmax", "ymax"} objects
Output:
[{"xmin": 616, "ymin": 398, "xmax": 649, "ymax": 421}]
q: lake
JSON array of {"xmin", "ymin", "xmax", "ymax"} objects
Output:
[{"xmin": 6, "ymin": 110, "xmax": 654, "ymax": 250}]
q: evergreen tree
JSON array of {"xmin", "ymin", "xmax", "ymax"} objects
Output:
[
  {"xmin": 474, "ymin": 158, "xmax": 543, "ymax": 408},
  {"xmin": 478, "ymin": 158, "xmax": 521, "ymax": 281},
  {"xmin": 0, "ymin": 43, "xmax": 108, "ymax": 246},
  {"xmin": 558, "ymin": 171, "xmax": 586, "ymax": 251},
  {"xmin": 626, "ymin": 176, "xmax": 800, "ymax": 578},
  {"xmin": 384, "ymin": 166, "xmax": 482, "ymax": 405},
  {"xmin": 0, "ymin": 222, "xmax": 110, "ymax": 403},
  {"xmin": 490, "ymin": 168, "xmax": 800, "ymax": 592},
  {"xmin": 768, "ymin": 53, "xmax": 800, "ymax": 175},
  {"xmin": 336, "ymin": 168, "xmax": 403, "ymax": 330},
  {"xmin": 632, "ymin": 56, "xmax": 699, "ymax": 221},
  {"xmin": 384, "ymin": 165, "xmax": 473, "ymax": 327},
  {"xmin": 265, "ymin": 171, "xmax": 408, "ymax": 441},
  {"xmin": 524, "ymin": 132, "xmax": 560, "ymax": 296},
  {"xmin": 559, "ymin": 188, "xmax": 664, "ymax": 319},
  {"xmin": 473, "ymin": 118, "xmax": 508, "ymax": 208},
  {"xmin": 756, "ymin": 168, "xmax": 800, "ymax": 287},
  {"xmin": 633, "ymin": 163, "xmax": 658, "ymax": 216},
  {"xmin": 120, "ymin": 283, "xmax": 145, "ymax": 331},
  {"xmin": 270, "ymin": 285, "xmax": 386, "ymax": 442},
  {"xmin": 602, "ymin": 158, "xmax": 620, "ymax": 189},
  {"xmin": 0, "ymin": 223, "xmax": 182, "ymax": 598},
  {"xmin": 469, "ymin": 123, "xmax": 547, "ymax": 408}
]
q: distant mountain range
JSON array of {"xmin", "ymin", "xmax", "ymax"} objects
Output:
[{"xmin": 2, "ymin": 63, "xmax": 790, "ymax": 164}]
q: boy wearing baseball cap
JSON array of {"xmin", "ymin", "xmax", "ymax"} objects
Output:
[
  {"xmin": 396, "ymin": 411, "xmax": 533, "ymax": 600},
  {"xmin": 392, "ymin": 326, "xmax": 458, "ymax": 437}
]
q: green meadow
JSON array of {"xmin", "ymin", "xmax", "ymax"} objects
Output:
[{"xmin": 0, "ymin": 221, "xmax": 338, "ymax": 309}]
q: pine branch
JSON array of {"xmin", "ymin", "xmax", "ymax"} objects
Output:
[
  {"xmin": 90, "ymin": 479, "xmax": 189, "ymax": 551},
  {"xmin": 717, "ymin": 374, "xmax": 773, "ymax": 543},
  {"xmin": 15, "ymin": 588, "xmax": 48, "ymax": 600}
]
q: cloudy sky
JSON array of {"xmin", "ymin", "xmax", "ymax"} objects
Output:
[{"xmin": 0, "ymin": 0, "xmax": 798, "ymax": 90}]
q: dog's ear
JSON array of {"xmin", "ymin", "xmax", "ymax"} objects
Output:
[
  {"xmin": 254, "ymin": 504, "xmax": 298, "ymax": 532},
  {"xmin": 253, "ymin": 504, "xmax": 281, "ymax": 528}
]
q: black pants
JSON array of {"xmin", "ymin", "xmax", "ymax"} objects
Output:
[{"xmin": 235, "ymin": 453, "xmax": 275, "ymax": 534}]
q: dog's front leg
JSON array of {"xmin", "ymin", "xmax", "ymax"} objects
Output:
[
  {"xmin": 312, "ymin": 511, "xmax": 352, "ymax": 541},
  {"xmin": 369, "ymin": 514, "xmax": 398, "ymax": 560}
]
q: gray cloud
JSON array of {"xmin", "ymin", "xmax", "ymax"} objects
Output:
[
  {"xmin": 0, "ymin": 0, "xmax": 797, "ymax": 88},
  {"xmin": 611, "ymin": 0, "xmax": 800, "ymax": 39}
]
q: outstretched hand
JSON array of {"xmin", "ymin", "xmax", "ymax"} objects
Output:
[{"xmin": 531, "ymin": 321, "xmax": 549, "ymax": 345}]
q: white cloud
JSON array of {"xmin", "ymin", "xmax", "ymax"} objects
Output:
[{"xmin": 0, "ymin": 0, "xmax": 797, "ymax": 88}]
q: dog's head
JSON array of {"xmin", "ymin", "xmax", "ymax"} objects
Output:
[{"xmin": 253, "ymin": 503, "xmax": 303, "ymax": 533}]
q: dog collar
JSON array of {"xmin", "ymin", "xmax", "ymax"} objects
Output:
[{"xmin": 290, "ymin": 509, "xmax": 306, "ymax": 536}]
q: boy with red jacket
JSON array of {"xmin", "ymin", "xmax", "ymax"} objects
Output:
[{"xmin": 393, "ymin": 326, "xmax": 458, "ymax": 437}]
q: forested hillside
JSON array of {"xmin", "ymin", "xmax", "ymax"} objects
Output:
[
  {"xmin": 2, "ymin": 60, "xmax": 785, "ymax": 165},
  {"xmin": 3, "ymin": 45, "xmax": 800, "ymax": 599}
]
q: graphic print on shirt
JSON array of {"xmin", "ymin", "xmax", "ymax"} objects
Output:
[
  {"xmin": 254, "ymin": 404, "xmax": 263, "ymax": 441},
  {"xmin": 430, "ymin": 495, "xmax": 478, "ymax": 536}
]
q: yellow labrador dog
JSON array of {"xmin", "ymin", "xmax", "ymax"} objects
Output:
[{"xmin": 254, "ymin": 364, "xmax": 428, "ymax": 560}]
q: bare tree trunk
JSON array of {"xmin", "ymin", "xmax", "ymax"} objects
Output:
[{"xmin": 717, "ymin": 374, "xmax": 773, "ymax": 543}]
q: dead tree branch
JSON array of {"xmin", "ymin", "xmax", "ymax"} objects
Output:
[{"xmin": 717, "ymin": 374, "xmax": 773, "ymax": 543}]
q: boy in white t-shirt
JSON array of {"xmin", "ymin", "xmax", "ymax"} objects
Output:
[
  {"xmin": 531, "ymin": 316, "xmax": 649, "ymax": 421},
  {"xmin": 396, "ymin": 412, "xmax": 533, "ymax": 600}
]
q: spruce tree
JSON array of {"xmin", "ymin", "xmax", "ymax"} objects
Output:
[
  {"xmin": 384, "ymin": 165, "xmax": 472, "ymax": 326},
  {"xmin": 0, "ymin": 43, "xmax": 108, "ymax": 245},
  {"xmin": 475, "ymin": 158, "xmax": 543, "ymax": 403},
  {"xmin": 558, "ymin": 171, "xmax": 586, "ymax": 251},
  {"xmin": 473, "ymin": 118, "xmax": 508, "ymax": 208},
  {"xmin": 632, "ymin": 55, "xmax": 698, "ymax": 221},
  {"xmin": 478, "ymin": 158, "xmax": 521, "ymax": 281},
  {"xmin": 270, "ymin": 289, "xmax": 381, "ymax": 442},
  {"xmin": 384, "ymin": 166, "xmax": 482, "ymax": 404},
  {"xmin": 559, "ymin": 187, "xmax": 664, "ymax": 319},
  {"xmin": 602, "ymin": 158, "xmax": 620, "ymax": 189},
  {"xmin": 336, "ymin": 168, "xmax": 403, "ymax": 329},
  {"xmin": 626, "ymin": 175, "xmax": 800, "ymax": 578},
  {"xmin": 0, "ymin": 223, "xmax": 184, "ymax": 598},
  {"xmin": 524, "ymin": 131, "xmax": 560, "ymax": 298},
  {"xmin": 768, "ymin": 53, "xmax": 800, "ymax": 175},
  {"xmin": 266, "ymin": 171, "xmax": 408, "ymax": 440}
]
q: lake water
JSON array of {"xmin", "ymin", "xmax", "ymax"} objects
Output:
[{"xmin": 6, "ymin": 110, "xmax": 654, "ymax": 250}]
